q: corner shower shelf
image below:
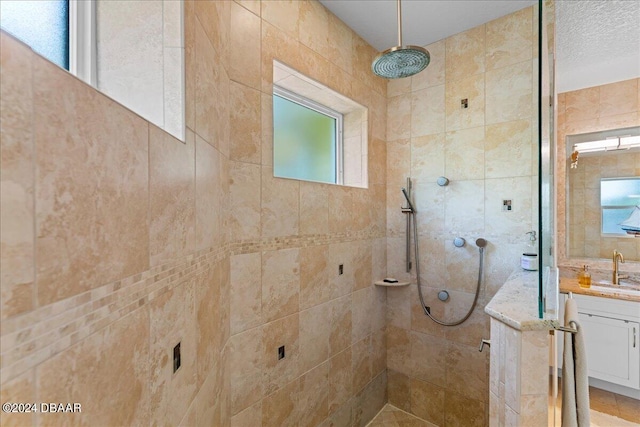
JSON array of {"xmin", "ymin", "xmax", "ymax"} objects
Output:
[{"xmin": 374, "ymin": 280, "xmax": 410, "ymax": 287}]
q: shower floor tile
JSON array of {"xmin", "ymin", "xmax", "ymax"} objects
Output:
[{"xmin": 367, "ymin": 404, "xmax": 438, "ymax": 427}]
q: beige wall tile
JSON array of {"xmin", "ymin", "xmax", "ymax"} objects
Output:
[
  {"xmin": 184, "ymin": 0, "xmax": 195, "ymax": 131},
  {"xmin": 230, "ymin": 2, "xmax": 261, "ymax": 90},
  {"xmin": 195, "ymin": 0, "xmax": 230, "ymax": 67},
  {"xmin": 194, "ymin": 19, "xmax": 222, "ymax": 147},
  {"xmin": 444, "ymin": 391, "xmax": 485, "ymax": 427},
  {"xmin": 299, "ymin": 361, "xmax": 329, "ymax": 427},
  {"xmin": 410, "ymin": 133, "xmax": 445, "ymax": 182},
  {"xmin": 261, "ymin": 0, "xmax": 299, "ymax": 40},
  {"xmin": 565, "ymin": 86, "xmax": 599, "ymax": 124},
  {"xmin": 37, "ymin": 307, "xmax": 150, "ymax": 426},
  {"xmin": 445, "ymin": 126, "xmax": 485, "ymax": 180},
  {"xmin": 485, "ymin": 177, "xmax": 533, "ymax": 235},
  {"xmin": 412, "ymin": 40, "xmax": 446, "ymax": 91},
  {"xmin": 299, "ymin": 244, "xmax": 332, "ymax": 310},
  {"xmin": 230, "ymin": 252, "xmax": 262, "ymax": 335},
  {"xmin": 261, "ymin": 248, "xmax": 299, "ymax": 322},
  {"xmin": 261, "ymin": 168, "xmax": 300, "ymax": 238},
  {"xmin": 330, "ymin": 294, "xmax": 353, "ymax": 356},
  {"xmin": 149, "ymin": 126, "xmax": 196, "ymax": 267},
  {"xmin": 371, "ymin": 326, "xmax": 386, "ymax": 377},
  {"xmin": 445, "ymin": 25, "xmax": 486, "ymax": 82},
  {"xmin": 485, "ymin": 119, "xmax": 533, "ymax": 178},
  {"xmin": 196, "ymin": 261, "xmax": 223, "ymax": 388},
  {"xmin": 299, "ymin": 302, "xmax": 331, "ymax": 373},
  {"xmin": 445, "ymin": 341, "xmax": 488, "ymax": 402},
  {"xmin": 298, "ymin": 0, "xmax": 329, "ymax": 59},
  {"xmin": 387, "ymin": 94, "xmax": 411, "ymax": 141},
  {"xmin": 518, "ymin": 395, "xmax": 548, "ymax": 426},
  {"xmin": 195, "ymin": 136, "xmax": 222, "ymax": 250},
  {"xmin": 411, "ymin": 85, "xmax": 446, "ymax": 137},
  {"xmin": 149, "ymin": 282, "xmax": 197, "ymax": 426},
  {"xmin": 34, "ymin": 59, "xmax": 149, "ymax": 306},
  {"xmin": 352, "ymin": 335, "xmax": 372, "ymax": 393},
  {"xmin": 486, "ymin": 7, "xmax": 533, "ymax": 71},
  {"xmin": 0, "ymin": 34, "xmax": 34, "ymax": 319},
  {"xmin": 229, "ymin": 161, "xmax": 261, "ymax": 240},
  {"xmin": 231, "ymin": 401, "xmax": 262, "ymax": 427},
  {"xmin": 0, "ymin": 371, "xmax": 34, "ymax": 427},
  {"xmin": 386, "ymin": 325, "xmax": 411, "ymax": 375},
  {"xmin": 329, "ymin": 348, "xmax": 353, "ymax": 415},
  {"xmin": 263, "ymin": 313, "xmax": 299, "ymax": 395},
  {"xmin": 445, "ymin": 73, "xmax": 485, "ymax": 131},
  {"xmin": 327, "ymin": 13, "xmax": 353, "ymax": 75},
  {"xmin": 352, "ymin": 287, "xmax": 373, "ymax": 343},
  {"xmin": 410, "ymin": 378, "xmax": 445, "ymax": 425},
  {"xmin": 599, "ymin": 78, "xmax": 639, "ymax": 117},
  {"xmin": 230, "ymin": 82, "xmax": 261, "ymax": 164},
  {"xmin": 230, "ymin": 326, "xmax": 263, "ymax": 414},
  {"xmin": 410, "ymin": 331, "xmax": 446, "ymax": 385},
  {"xmin": 387, "ymin": 369, "xmax": 411, "ymax": 412},
  {"xmin": 299, "ymin": 182, "xmax": 329, "ymax": 235},
  {"xmin": 262, "ymin": 379, "xmax": 299, "ymax": 427},
  {"xmin": 485, "ymin": 60, "xmax": 532, "ymax": 125},
  {"xmin": 444, "ymin": 179, "xmax": 485, "ymax": 233}
]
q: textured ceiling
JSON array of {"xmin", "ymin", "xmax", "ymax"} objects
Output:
[
  {"xmin": 320, "ymin": 0, "xmax": 640, "ymax": 93},
  {"xmin": 318, "ymin": 0, "xmax": 536, "ymax": 51},
  {"xmin": 555, "ymin": 0, "xmax": 640, "ymax": 93}
]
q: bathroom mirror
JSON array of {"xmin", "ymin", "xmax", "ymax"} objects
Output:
[
  {"xmin": 565, "ymin": 127, "xmax": 640, "ymax": 261},
  {"xmin": 0, "ymin": 0, "xmax": 185, "ymax": 141},
  {"xmin": 556, "ymin": 0, "xmax": 640, "ymax": 266}
]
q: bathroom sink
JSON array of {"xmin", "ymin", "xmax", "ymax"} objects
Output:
[{"xmin": 591, "ymin": 280, "xmax": 640, "ymax": 294}]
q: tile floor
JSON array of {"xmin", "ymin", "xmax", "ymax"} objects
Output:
[
  {"xmin": 367, "ymin": 404, "xmax": 435, "ymax": 427},
  {"xmin": 588, "ymin": 386, "xmax": 640, "ymax": 423},
  {"xmin": 370, "ymin": 385, "xmax": 640, "ymax": 427},
  {"xmin": 552, "ymin": 382, "xmax": 640, "ymax": 426}
]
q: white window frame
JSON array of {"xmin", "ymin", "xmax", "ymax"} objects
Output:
[
  {"xmin": 69, "ymin": 0, "xmax": 96, "ymax": 86},
  {"xmin": 273, "ymin": 85, "xmax": 344, "ymax": 185}
]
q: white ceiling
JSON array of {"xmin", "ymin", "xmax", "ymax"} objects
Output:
[
  {"xmin": 555, "ymin": 0, "xmax": 640, "ymax": 93},
  {"xmin": 319, "ymin": 0, "xmax": 640, "ymax": 93},
  {"xmin": 318, "ymin": 0, "xmax": 537, "ymax": 51}
]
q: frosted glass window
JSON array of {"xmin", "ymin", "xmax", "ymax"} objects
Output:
[
  {"xmin": 273, "ymin": 88, "xmax": 342, "ymax": 184},
  {"xmin": 0, "ymin": 0, "xmax": 69, "ymax": 70},
  {"xmin": 601, "ymin": 177, "xmax": 640, "ymax": 235}
]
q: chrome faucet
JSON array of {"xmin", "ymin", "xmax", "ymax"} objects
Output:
[{"xmin": 613, "ymin": 249, "xmax": 628, "ymax": 285}]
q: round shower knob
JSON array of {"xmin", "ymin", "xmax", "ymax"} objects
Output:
[
  {"xmin": 437, "ymin": 176, "xmax": 449, "ymax": 186},
  {"xmin": 438, "ymin": 290, "xmax": 450, "ymax": 302},
  {"xmin": 453, "ymin": 237, "xmax": 466, "ymax": 247}
]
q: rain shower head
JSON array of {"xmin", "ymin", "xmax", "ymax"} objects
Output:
[{"xmin": 372, "ymin": 0, "xmax": 430, "ymax": 79}]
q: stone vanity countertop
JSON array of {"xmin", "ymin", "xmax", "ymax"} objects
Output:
[
  {"xmin": 485, "ymin": 270, "xmax": 559, "ymax": 331},
  {"xmin": 560, "ymin": 278, "xmax": 640, "ymax": 302}
]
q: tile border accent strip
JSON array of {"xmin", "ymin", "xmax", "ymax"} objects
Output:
[{"xmin": 0, "ymin": 229, "xmax": 383, "ymax": 384}]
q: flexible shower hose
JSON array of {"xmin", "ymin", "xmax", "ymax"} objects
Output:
[{"xmin": 410, "ymin": 212, "xmax": 485, "ymax": 326}]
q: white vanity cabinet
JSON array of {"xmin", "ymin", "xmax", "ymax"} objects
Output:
[{"xmin": 559, "ymin": 294, "xmax": 640, "ymax": 394}]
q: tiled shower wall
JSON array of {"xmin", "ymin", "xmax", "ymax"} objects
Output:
[
  {"xmin": 0, "ymin": 1, "xmax": 388, "ymax": 426},
  {"xmin": 384, "ymin": 7, "xmax": 540, "ymax": 426}
]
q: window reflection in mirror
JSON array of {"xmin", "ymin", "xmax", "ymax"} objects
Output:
[{"xmin": 0, "ymin": 0, "xmax": 185, "ymax": 141}]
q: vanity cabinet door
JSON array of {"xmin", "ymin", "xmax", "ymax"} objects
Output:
[{"xmin": 578, "ymin": 312, "xmax": 640, "ymax": 389}]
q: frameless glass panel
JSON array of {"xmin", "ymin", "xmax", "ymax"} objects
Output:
[
  {"xmin": 0, "ymin": 0, "xmax": 69, "ymax": 70},
  {"xmin": 273, "ymin": 94, "xmax": 337, "ymax": 184}
]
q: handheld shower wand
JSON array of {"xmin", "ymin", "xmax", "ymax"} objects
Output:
[{"xmin": 401, "ymin": 187, "xmax": 416, "ymax": 213}]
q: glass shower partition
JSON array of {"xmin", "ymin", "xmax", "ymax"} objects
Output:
[{"xmin": 538, "ymin": 0, "xmax": 558, "ymax": 321}]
